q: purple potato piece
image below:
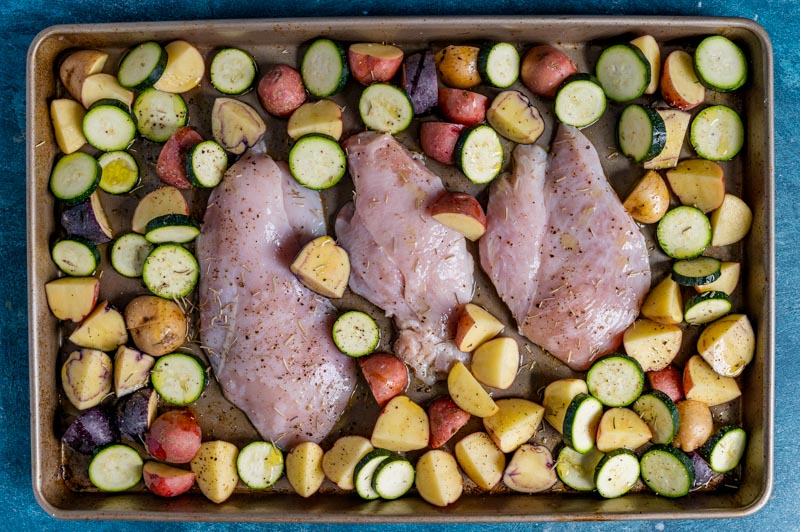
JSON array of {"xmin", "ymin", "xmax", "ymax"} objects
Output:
[
  {"xmin": 62, "ymin": 406, "xmax": 119, "ymax": 454},
  {"xmin": 402, "ymin": 51, "xmax": 438, "ymax": 115},
  {"xmin": 116, "ymin": 387, "xmax": 159, "ymax": 441},
  {"xmin": 689, "ymin": 451, "xmax": 715, "ymax": 488},
  {"xmin": 61, "ymin": 191, "xmax": 114, "ymax": 244}
]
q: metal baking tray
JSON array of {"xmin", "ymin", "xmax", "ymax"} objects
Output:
[{"xmin": 27, "ymin": 16, "xmax": 774, "ymax": 522}]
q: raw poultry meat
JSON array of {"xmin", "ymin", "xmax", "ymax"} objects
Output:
[
  {"xmin": 480, "ymin": 124, "xmax": 651, "ymax": 370},
  {"xmin": 197, "ymin": 150, "xmax": 357, "ymax": 448},
  {"xmin": 336, "ymin": 132, "xmax": 474, "ymax": 383}
]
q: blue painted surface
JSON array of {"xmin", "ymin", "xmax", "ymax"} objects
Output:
[{"xmin": 3, "ymin": 0, "xmax": 797, "ymax": 529}]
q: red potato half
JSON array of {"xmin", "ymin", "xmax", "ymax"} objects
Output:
[
  {"xmin": 438, "ymin": 88, "xmax": 488, "ymax": 126},
  {"xmin": 431, "ymin": 191, "xmax": 487, "ymax": 241},
  {"xmin": 257, "ymin": 64, "xmax": 307, "ymax": 118},
  {"xmin": 143, "ymin": 461, "xmax": 196, "ymax": 497},
  {"xmin": 348, "ymin": 43, "xmax": 404, "ymax": 85},
  {"xmin": 419, "ymin": 122, "xmax": 465, "ymax": 165},
  {"xmin": 520, "ymin": 44, "xmax": 578, "ymax": 99},
  {"xmin": 660, "ymin": 50, "xmax": 706, "ymax": 111},
  {"xmin": 156, "ymin": 126, "xmax": 203, "ymax": 189},
  {"xmin": 359, "ymin": 353, "xmax": 409, "ymax": 407},
  {"xmin": 647, "ymin": 365, "xmax": 684, "ymax": 403},
  {"xmin": 145, "ymin": 409, "xmax": 202, "ymax": 464},
  {"xmin": 428, "ymin": 396, "xmax": 470, "ymax": 449}
]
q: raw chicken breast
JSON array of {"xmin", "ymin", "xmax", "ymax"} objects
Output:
[
  {"xmin": 336, "ymin": 132, "xmax": 474, "ymax": 383},
  {"xmin": 197, "ymin": 150, "xmax": 357, "ymax": 448},
  {"xmin": 481, "ymin": 125, "xmax": 650, "ymax": 370}
]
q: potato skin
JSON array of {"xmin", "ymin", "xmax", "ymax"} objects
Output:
[
  {"xmin": 145, "ymin": 409, "xmax": 202, "ymax": 463},
  {"xmin": 125, "ymin": 295, "xmax": 188, "ymax": 357},
  {"xmin": 435, "ymin": 45, "xmax": 481, "ymax": 89},
  {"xmin": 419, "ymin": 122, "xmax": 465, "ymax": 165},
  {"xmin": 143, "ymin": 461, "xmax": 196, "ymax": 497},
  {"xmin": 520, "ymin": 44, "xmax": 578, "ymax": 98},
  {"xmin": 348, "ymin": 43, "xmax": 404, "ymax": 85},
  {"xmin": 156, "ymin": 126, "xmax": 203, "ymax": 189},
  {"xmin": 673, "ymin": 399, "xmax": 713, "ymax": 452},
  {"xmin": 438, "ymin": 88, "xmax": 488, "ymax": 126},
  {"xmin": 257, "ymin": 64, "xmax": 307, "ymax": 117},
  {"xmin": 402, "ymin": 51, "xmax": 438, "ymax": 115},
  {"xmin": 623, "ymin": 169, "xmax": 670, "ymax": 224},
  {"xmin": 647, "ymin": 365, "xmax": 684, "ymax": 403},
  {"xmin": 428, "ymin": 396, "xmax": 470, "ymax": 449},
  {"xmin": 359, "ymin": 353, "xmax": 408, "ymax": 407}
]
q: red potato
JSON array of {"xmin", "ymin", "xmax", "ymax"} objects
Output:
[
  {"xmin": 359, "ymin": 353, "xmax": 409, "ymax": 407},
  {"xmin": 257, "ymin": 64, "xmax": 307, "ymax": 117},
  {"xmin": 647, "ymin": 365, "xmax": 684, "ymax": 403},
  {"xmin": 145, "ymin": 409, "xmax": 202, "ymax": 464},
  {"xmin": 348, "ymin": 43, "xmax": 404, "ymax": 85},
  {"xmin": 520, "ymin": 44, "xmax": 578, "ymax": 99},
  {"xmin": 156, "ymin": 126, "xmax": 203, "ymax": 189},
  {"xmin": 660, "ymin": 50, "xmax": 705, "ymax": 111},
  {"xmin": 143, "ymin": 461, "xmax": 196, "ymax": 497},
  {"xmin": 431, "ymin": 191, "xmax": 487, "ymax": 241},
  {"xmin": 428, "ymin": 396, "xmax": 470, "ymax": 449},
  {"xmin": 419, "ymin": 122, "xmax": 465, "ymax": 165},
  {"xmin": 438, "ymin": 88, "xmax": 488, "ymax": 126}
]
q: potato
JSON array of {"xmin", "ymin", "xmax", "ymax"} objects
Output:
[
  {"xmin": 486, "ymin": 90, "xmax": 545, "ymax": 144},
  {"xmin": 435, "ymin": 45, "xmax": 481, "ymax": 89},
  {"xmin": 62, "ymin": 405, "xmax": 118, "ymax": 454},
  {"xmin": 322, "ymin": 435, "xmax": 373, "ymax": 490},
  {"xmin": 641, "ymin": 275, "xmax": 683, "ymax": 325},
  {"xmin": 454, "ymin": 303, "xmax": 504, "ymax": 352},
  {"xmin": 643, "ymin": 109, "xmax": 691, "ymax": 170},
  {"xmin": 402, "ymin": 50, "xmax": 438, "ymax": 115},
  {"xmin": 622, "ymin": 169, "xmax": 670, "ymax": 224},
  {"xmin": 438, "ymin": 88, "xmax": 488, "ymax": 126},
  {"xmin": 211, "ymin": 97, "xmax": 267, "ymax": 155},
  {"xmin": 290, "ymin": 235, "xmax": 350, "ymax": 299},
  {"xmin": 520, "ymin": 44, "xmax": 578, "ymax": 99},
  {"xmin": 683, "ymin": 355, "xmax": 741, "ymax": 406},
  {"xmin": 483, "ymin": 398, "xmax": 544, "ymax": 453},
  {"xmin": 69, "ymin": 300, "xmax": 128, "ymax": 352},
  {"xmin": 622, "ymin": 318, "xmax": 682, "ymax": 372},
  {"xmin": 419, "ymin": 122, "xmax": 465, "ymax": 165},
  {"xmin": 710, "ymin": 194, "xmax": 753, "ymax": 247},
  {"xmin": 287, "ymin": 99, "xmax": 343, "ymax": 141},
  {"xmin": 190, "ymin": 440, "xmax": 239, "ymax": 503},
  {"xmin": 430, "ymin": 191, "xmax": 486, "ymax": 241},
  {"xmin": 673, "ymin": 400, "xmax": 713, "ymax": 452},
  {"xmin": 371, "ymin": 395, "xmax": 429, "ymax": 452},
  {"xmin": 124, "ymin": 295, "xmax": 188, "ymax": 357},
  {"xmin": 543, "ymin": 378, "xmax": 588, "ymax": 434},
  {"xmin": 470, "ymin": 337, "xmax": 519, "ymax": 389},
  {"xmin": 454, "ymin": 432, "xmax": 505, "ymax": 490},
  {"xmin": 156, "ymin": 126, "xmax": 203, "ymax": 189},
  {"xmin": 257, "ymin": 64, "xmax": 307, "ymax": 118},
  {"xmin": 131, "ymin": 186, "xmax": 190, "ymax": 234},
  {"xmin": 630, "ymin": 35, "xmax": 661, "ymax": 95},
  {"xmin": 697, "ymin": 313, "xmax": 755, "ymax": 377},
  {"xmin": 154, "ymin": 40, "xmax": 205, "ymax": 94},
  {"xmin": 660, "ymin": 50, "xmax": 705, "ymax": 111},
  {"xmin": 348, "ymin": 43, "xmax": 404, "ymax": 85},
  {"xmin": 286, "ymin": 441, "xmax": 325, "ymax": 497},
  {"xmin": 447, "ymin": 361, "xmax": 498, "ymax": 418},
  {"xmin": 61, "ymin": 191, "xmax": 114, "ymax": 244},
  {"xmin": 145, "ymin": 409, "xmax": 202, "ymax": 464},
  {"xmin": 415, "ymin": 450, "xmax": 463, "ymax": 507},
  {"xmin": 143, "ymin": 461, "xmax": 196, "ymax": 498},
  {"xmin": 502, "ymin": 444, "xmax": 557, "ymax": 493},
  {"xmin": 45, "ymin": 276, "xmax": 99, "ymax": 322},
  {"xmin": 59, "ymin": 49, "xmax": 108, "ymax": 102},
  {"xmin": 113, "ymin": 346, "xmax": 154, "ymax": 397},
  {"xmin": 428, "ymin": 396, "xmax": 470, "ymax": 449},
  {"xmin": 647, "ymin": 365, "xmax": 684, "ymax": 403},
  {"xmin": 61, "ymin": 349, "xmax": 112, "ymax": 411},
  {"xmin": 666, "ymin": 159, "xmax": 726, "ymax": 213},
  {"xmin": 50, "ymin": 99, "xmax": 86, "ymax": 154},
  {"xmin": 358, "ymin": 353, "xmax": 408, "ymax": 407},
  {"xmin": 115, "ymin": 387, "xmax": 158, "ymax": 441},
  {"xmin": 80, "ymin": 73, "xmax": 134, "ymax": 109},
  {"xmin": 696, "ymin": 261, "xmax": 741, "ymax": 295},
  {"xmin": 595, "ymin": 407, "xmax": 652, "ymax": 452}
]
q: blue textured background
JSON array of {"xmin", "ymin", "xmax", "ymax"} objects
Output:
[{"xmin": 5, "ymin": 0, "xmax": 797, "ymax": 530}]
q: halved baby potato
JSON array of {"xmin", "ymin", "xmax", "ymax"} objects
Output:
[
  {"xmin": 622, "ymin": 318, "xmax": 682, "ymax": 372},
  {"xmin": 447, "ymin": 361, "xmax": 498, "ymax": 418},
  {"xmin": 483, "ymin": 398, "xmax": 544, "ymax": 453},
  {"xmin": 623, "ymin": 169, "xmax": 670, "ymax": 224},
  {"xmin": 486, "ymin": 90, "xmax": 544, "ymax": 144},
  {"xmin": 666, "ymin": 159, "xmax": 726, "ymax": 213}
]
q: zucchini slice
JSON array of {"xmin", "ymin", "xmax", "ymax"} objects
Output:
[
  {"xmin": 117, "ymin": 41, "xmax": 166, "ymax": 91},
  {"xmin": 145, "ymin": 214, "xmax": 200, "ymax": 244},
  {"xmin": 358, "ymin": 83, "xmax": 414, "ymax": 135},
  {"xmin": 684, "ymin": 290, "xmax": 732, "ymax": 325},
  {"xmin": 656, "ymin": 206, "xmax": 711, "ymax": 259},
  {"xmin": 455, "ymin": 124, "xmax": 504, "ymax": 184},
  {"xmin": 186, "ymin": 140, "xmax": 228, "ymax": 189},
  {"xmin": 49, "ymin": 151, "xmax": 101, "ymax": 204},
  {"xmin": 640, "ymin": 444, "xmax": 695, "ymax": 498},
  {"xmin": 372, "ymin": 455, "xmax": 415, "ymax": 500},
  {"xmin": 556, "ymin": 446, "xmax": 604, "ymax": 491},
  {"xmin": 671, "ymin": 256, "xmax": 722, "ymax": 286},
  {"xmin": 477, "ymin": 41, "xmax": 520, "ymax": 88},
  {"xmin": 210, "ymin": 47, "xmax": 257, "ymax": 95},
  {"xmin": 142, "ymin": 243, "xmax": 199, "ymax": 299},
  {"xmin": 88, "ymin": 444, "xmax": 143, "ymax": 492},
  {"xmin": 690, "ymin": 105, "xmax": 744, "ymax": 161},
  {"xmin": 586, "ymin": 354, "xmax": 644, "ymax": 407},
  {"xmin": 51, "ymin": 236, "xmax": 100, "ymax": 277},
  {"xmin": 111, "ymin": 232, "xmax": 153, "ymax": 278},
  {"xmin": 353, "ymin": 448, "xmax": 392, "ymax": 500},
  {"xmin": 151, "ymin": 353, "xmax": 206, "ymax": 406},
  {"xmin": 554, "ymin": 73, "xmax": 606, "ymax": 128},
  {"xmin": 83, "ymin": 99, "xmax": 137, "ymax": 152},
  {"xmin": 694, "ymin": 35, "xmax": 748, "ymax": 92},
  {"xmin": 617, "ymin": 104, "xmax": 666, "ymax": 162},
  {"xmin": 98, "ymin": 150, "xmax": 140, "ymax": 194},
  {"xmin": 562, "ymin": 393, "xmax": 605, "ymax": 454},
  {"xmin": 632, "ymin": 390, "xmax": 679, "ymax": 445},
  {"xmin": 288, "ymin": 134, "xmax": 347, "ymax": 190},
  {"xmin": 332, "ymin": 310, "xmax": 380, "ymax": 358},
  {"xmin": 133, "ymin": 88, "xmax": 188, "ymax": 142},
  {"xmin": 594, "ymin": 448, "xmax": 640, "ymax": 498},
  {"xmin": 595, "ymin": 43, "xmax": 651, "ymax": 102},
  {"xmin": 236, "ymin": 441, "xmax": 284, "ymax": 490},
  {"xmin": 301, "ymin": 38, "xmax": 349, "ymax": 98},
  {"xmin": 699, "ymin": 425, "xmax": 747, "ymax": 473}
]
